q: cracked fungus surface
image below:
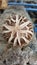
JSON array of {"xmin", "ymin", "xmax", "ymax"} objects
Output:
[{"xmin": 2, "ymin": 14, "xmax": 33, "ymax": 47}]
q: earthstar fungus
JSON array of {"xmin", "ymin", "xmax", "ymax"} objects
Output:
[{"xmin": 2, "ymin": 14, "xmax": 33, "ymax": 47}]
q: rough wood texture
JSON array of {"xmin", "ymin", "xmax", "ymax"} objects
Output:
[
  {"xmin": 0, "ymin": 6, "xmax": 37, "ymax": 65},
  {"xmin": 0, "ymin": 6, "xmax": 35, "ymax": 53}
]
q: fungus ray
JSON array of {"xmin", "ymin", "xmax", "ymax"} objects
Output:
[
  {"xmin": 20, "ymin": 21, "xmax": 30, "ymax": 29},
  {"xmin": 21, "ymin": 36, "xmax": 29, "ymax": 43}
]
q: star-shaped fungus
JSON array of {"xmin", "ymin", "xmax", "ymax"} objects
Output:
[{"xmin": 2, "ymin": 14, "xmax": 33, "ymax": 47}]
